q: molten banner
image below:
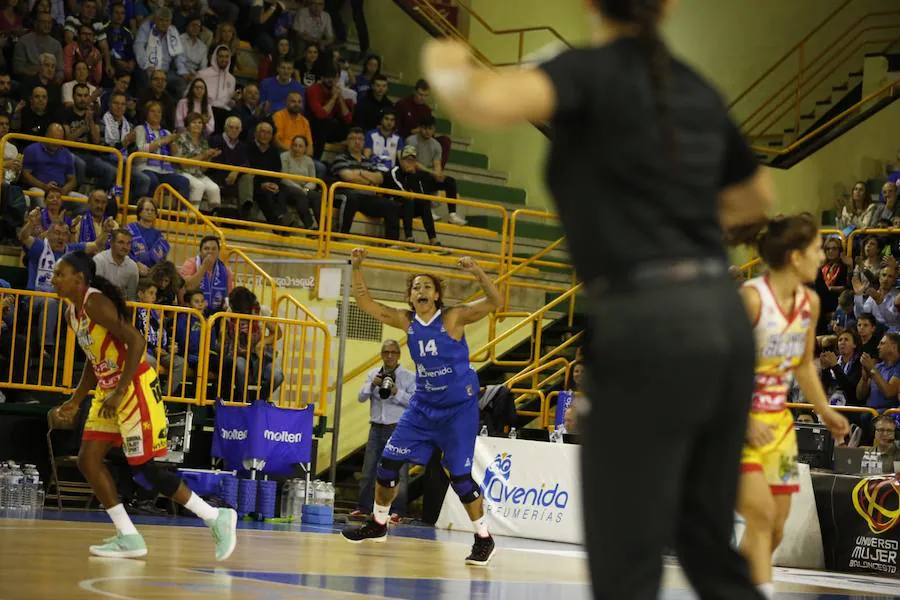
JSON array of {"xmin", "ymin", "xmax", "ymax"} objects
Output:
[{"xmin": 212, "ymin": 400, "xmax": 314, "ymax": 474}]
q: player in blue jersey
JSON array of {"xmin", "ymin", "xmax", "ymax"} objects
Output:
[{"xmin": 341, "ymin": 247, "xmax": 503, "ymax": 566}]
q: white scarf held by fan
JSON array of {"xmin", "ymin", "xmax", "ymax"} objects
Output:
[{"xmin": 146, "ymin": 23, "xmax": 184, "ymax": 69}]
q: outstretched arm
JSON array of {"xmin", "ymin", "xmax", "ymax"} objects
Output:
[
  {"xmin": 350, "ymin": 247, "xmax": 411, "ymax": 330},
  {"xmin": 446, "ymin": 257, "xmax": 501, "ymax": 328}
]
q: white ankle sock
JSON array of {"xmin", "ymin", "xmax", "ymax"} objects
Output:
[
  {"xmin": 373, "ymin": 502, "xmax": 391, "ymax": 525},
  {"xmin": 471, "ymin": 516, "xmax": 490, "ymax": 538},
  {"xmin": 757, "ymin": 582, "xmax": 775, "ymax": 599},
  {"xmin": 184, "ymin": 492, "xmax": 219, "ymax": 523},
  {"xmin": 107, "ymin": 503, "xmax": 139, "ymax": 536}
]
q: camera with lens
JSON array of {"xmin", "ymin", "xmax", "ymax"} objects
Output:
[{"xmin": 378, "ymin": 369, "xmax": 395, "ymax": 399}]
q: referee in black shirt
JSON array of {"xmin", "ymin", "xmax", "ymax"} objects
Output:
[{"xmin": 424, "ymin": 1, "xmax": 772, "ymax": 599}]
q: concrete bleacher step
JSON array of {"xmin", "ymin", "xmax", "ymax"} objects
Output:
[
  {"xmin": 467, "ymin": 215, "xmax": 564, "ymax": 241},
  {"xmin": 444, "ymin": 164, "xmax": 509, "ymax": 185},
  {"xmin": 456, "ymin": 179, "xmax": 526, "ymax": 206},
  {"xmin": 448, "ymin": 149, "xmax": 489, "ymax": 169},
  {"xmin": 450, "ymin": 137, "xmax": 472, "ymax": 151}
]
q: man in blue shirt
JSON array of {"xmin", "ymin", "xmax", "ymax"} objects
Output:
[
  {"xmin": 364, "ymin": 108, "xmax": 403, "ymax": 173},
  {"xmin": 21, "ymin": 123, "xmax": 82, "ymax": 203},
  {"xmin": 260, "ymin": 60, "xmax": 304, "ymax": 115},
  {"xmin": 858, "ymin": 332, "xmax": 900, "ymax": 441},
  {"xmin": 355, "ymin": 339, "xmax": 415, "ymax": 518}
]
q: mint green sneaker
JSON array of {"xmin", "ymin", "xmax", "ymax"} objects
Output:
[
  {"xmin": 209, "ymin": 508, "xmax": 237, "ymax": 561},
  {"xmin": 89, "ymin": 533, "xmax": 147, "ymax": 558}
]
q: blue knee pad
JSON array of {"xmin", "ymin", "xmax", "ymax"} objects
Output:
[
  {"xmin": 376, "ymin": 458, "xmax": 405, "ymax": 488},
  {"xmin": 450, "ymin": 474, "xmax": 481, "ymax": 504},
  {"xmin": 131, "ymin": 460, "xmax": 182, "ymax": 497}
]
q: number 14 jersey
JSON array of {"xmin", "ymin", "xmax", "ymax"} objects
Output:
[{"xmin": 406, "ymin": 310, "xmax": 479, "ymax": 414}]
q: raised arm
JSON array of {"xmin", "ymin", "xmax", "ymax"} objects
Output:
[
  {"xmin": 350, "ymin": 247, "xmax": 410, "ymax": 330},
  {"xmin": 445, "ymin": 256, "xmax": 501, "ymax": 329}
]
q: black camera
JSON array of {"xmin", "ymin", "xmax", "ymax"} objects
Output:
[{"xmin": 379, "ymin": 371, "xmax": 395, "ymax": 399}]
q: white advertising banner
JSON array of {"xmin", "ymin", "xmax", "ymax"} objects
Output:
[{"xmin": 435, "ymin": 437, "xmax": 584, "ymax": 544}]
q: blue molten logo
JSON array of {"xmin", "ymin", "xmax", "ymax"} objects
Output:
[{"xmin": 482, "ymin": 452, "xmax": 569, "ymax": 510}]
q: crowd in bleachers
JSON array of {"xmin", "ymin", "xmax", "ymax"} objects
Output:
[{"xmin": 0, "ymin": 0, "xmax": 483, "ymax": 404}]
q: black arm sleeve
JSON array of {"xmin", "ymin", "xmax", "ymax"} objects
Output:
[{"xmin": 719, "ymin": 115, "xmax": 759, "ymax": 188}]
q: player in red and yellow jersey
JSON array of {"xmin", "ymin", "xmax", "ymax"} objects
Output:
[
  {"xmin": 49, "ymin": 250, "xmax": 237, "ymax": 561},
  {"xmin": 737, "ymin": 216, "xmax": 850, "ymax": 599}
]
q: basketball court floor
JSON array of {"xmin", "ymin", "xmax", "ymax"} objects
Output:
[{"xmin": 0, "ymin": 513, "xmax": 897, "ymax": 599}]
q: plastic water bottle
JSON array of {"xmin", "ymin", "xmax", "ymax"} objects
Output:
[
  {"xmin": 508, "ymin": 427, "xmax": 517, "ymax": 440},
  {"xmin": 291, "ymin": 479, "xmax": 306, "ymax": 519},
  {"xmin": 0, "ymin": 463, "xmax": 8, "ymax": 517},
  {"xmin": 280, "ymin": 479, "xmax": 294, "ymax": 518},
  {"xmin": 312, "ymin": 480, "xmax": 326, "ymax": 505},
  {"xmin": 324, "ymin": 482, "xmax": 335, "ymax": 508},
  {"xmin": 6, "ymin": 463, "xmax": 22, "ymax": 519},
  {"xmin": 479, "ymin": 425, "xmax": 489, "ymax": 437},
  {"xmin": 23, "ymin": 465, "xmax": 39, "ymax": 519}
]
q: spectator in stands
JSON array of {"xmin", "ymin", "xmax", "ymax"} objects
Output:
[
  {"xmin": 0, "ymin": 111, "xmax": 21, "ymax": 182},
  {"xmin": 208, "ymin": 115, "xmax": 250, "ymax": 206},
  {"xmin": 63, "ymin": 0, "xmax": 107, "ymax": 49},
  {"xmin": 407, "ymin": 115, "xmax": 465, "ymax": 225},
  {"xmin": 248, "ymin": 0, "xmax": 285, "ymax": 58},
  {"xmin": 854, "ymin": 236, "xmax": 884, "ymax": 281},
  {"xmin": 355, "ymin": 338, "xmax": 413, "ymax": 517},
  {"xmin": 198, "ymin": 44, "xmax": 235, "ymax": 131},
  {"xmin": 31, "ymin": 186, "xmax": 72, "ymax": 238},
  {"xmin": 100, "ymin": 72, "xmax": 136, "ymax": 121},
  {"xmin": 821, "ymin": 330, "xmax": 862, "ymax": 407},
  {"xmin": 179, "ymin": 234, "xmax": 232, "ymax": 312},
  {"xmin": 352, "ymin": 72, "xmax": 390, "ymax": 133},
  {"xmin": 295, "ymin": 41, "xmax": 319, "ymax": 87},
  {"xmin": 179, "ymin": 14, "xmax": 207, "ymax": 79},
  {"xmin": 815, "ymin": 237, "xmax": 850, "ymax": 330},
  {"xmin": 148, "ymin": 259, "xmax": 183, "ymax": 306},
  {"xmin": 331, "ymin": 127, "xmax": 400, "ymax": 242},
  {"xmin": 63, "ymin": 24, "xmax": 102, "ymax": 85},
  {"xmin": 105, "ymin": 3, "xmax": 136, "ymax": 83},
  {"xmin": 63, "ymin": 82, "xmax": 118, "ymax": 192},
  {"xmin": 171, "ymin": 0, "xmax": 201, "ymax": 32},
  {"xmin": 135, "ymin": 278, "xmax": 187, "ymax": 394},
  {"xmin": 102, "ymin": 91, "xmax": 153, "ymax": 199},
  {"xmin": 332, "ymin": 48, "xmax": 353, "ymax": 96},
  {"xmin": 868, "ymin": 414, "xmax": 900, "ymax": 467},
  {"xmin": 0, "ymin": 71, "xmax": 14, "ymax": 116},
  {"xmin": 354, "ymin": 53, "xmax": 381, "ymax": 96},
  {"xmin": 272, "ymin": 90, "xmax": 312, "ymax": 151},
  {"xmin": 229, "ymin": 82, "xmax": 262, "ymax": 140},
  {"xmin": 0, "ymin": 0, "xmax": 25, "ymax": 37},
  {"xmin": 16, "ymin": 86, "xmax": 56, "ymax": 154},
  {"xmin": 221, "ymin": 285, "xmax": 283, "ymax": 402},
  {"xmin": 306, "ymin": 63, "xmax": 353, "ymax": 158},
  {"xmin": 383, "ymin": 146, "xmax": 445, "ymax": 253},
  {"xmin": 364, "ymin": 108, "xmax": 402, "ymax": 173},
  {"xmin": 831, "ymin": 289, "xmax": 857, "ymax": 336},
  {"xmin": 857, "ymin": 332, "xmax": 900, "ymax": 414},
  {"xmin": 210, "ymin": 22, "xmax": 242, "ymax": 74},
  {"xmin": 837, "ymin": 181, "xmax": 877, "ymax": 230},
  {"xmin": 20, "ymin": 53, "xmax": 62, "ymax": 113},
  {"xmin": 889, "ymin": 149, "xmax": 900, "ymax": 189},
  {"xmin": 73, "ymin": 189, "xmax": 115, "ymax": 244},
  {"xmin": 175, "ymin": 288, "xmax": 209, "ymax": 374},
  {"xmin": 61, "ymin": 60, "xmax": 100, "ymax": 107},
  {"xmin": 280, "ymin": 135, "xmax": 319, "ymax": 230},
  {"xmin": 93, "ymin": 228, "xmax": 139, "ymax": 299},
  {"xmin": 26, "ymin": 0, "xmax": 61, "ymax": 34},
  {"xmin": 21, "ymin": 123, "xmax": 80, "ymax": 201},
  {"xmin": 173, "ymin": 111, "xmax": 221, "ymax": 211},
  {"xmin": 393, "ymin": 79, "xmax": 431, "ymax": 139},
  {"xmin": 257, "ymin": 36, "xmax": 292, "ymax": 82},
  {"xmin": 327, "ymin": 0, "xmax": 367, "ymax": 54},
  {"xmin": 857, "ymin": 312, "xmax": 882, "ymax": 357},
  {"xmin": 134, "ymin": 99, "xmax": 192, "ymax": 199},
  {"xmin": 12, "ymin": 11, "xmax": 62, "ymax": 79},
  {"xmin": 259, "ymin": 59, "xmax": 303, "ymax": 115},
  {"xmin": 127, "ymin": 196, "xmax": 170, "ymax": 275},
  {"xmin": 292, "ymin": 0, "xmax": 333, "ymax": 51},
  {"xmin": 873, "ymin": 180, "xmax": 900, "ymax": 222},
  {"xmin": 852, "ymin": 259, "xmax": 900, "ymax": 327},
  {"xmin": 136, "ymin": 68, "xmax": 176, "ymax": 129},
  {"xmin": 0, "ymin": 112, "xmax": 24, "ymax": 241},
  {"xmin": 246, "ymin": 120, "xmax": 301, "ymax": 228},
  {"xmin": 175, "ymin": 77, "xmax": 214, "ymax": 134},
  {"xmin": 134, "ymin": 7, "xmax": 190, "ymax": 98}
]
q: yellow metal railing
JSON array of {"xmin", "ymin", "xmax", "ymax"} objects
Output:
[
  {"xmin": 204, "ymin": 311, "xmax": 330, "ymax": 416},
  {"xmin": 738, "ymin": 228, "xmax": 845, "ymax": 277},
  {"xmin": 0, "ymin": 288, "xmax": 75, "ymax": 392},
  {"xmin": 787, "ymin": 402, "xmax": 880, "ymax": 419},
  {"xmin": 413, "ymin": 0, "xmax": 572, "ymax": 69}
]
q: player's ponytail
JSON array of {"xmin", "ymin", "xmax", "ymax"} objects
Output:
[
  {"xmin": 755, "ymin": 215, "xmax": 819, "ymax": 270},
  {"xmin": 596, "ymin": 0, "xmax": 673, "ymax": 159},
  {"xmin": 59, "ymin": 250, "xmax": 129, "ymax": 320}
]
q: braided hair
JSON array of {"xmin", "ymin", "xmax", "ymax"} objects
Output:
[
  {"xmin": 59, "ymin": 250, "xmax": 129, "ymax": 320},
  {"xmin": 596, "ymin": 0, "xmax": 673, "ymax": 156}
]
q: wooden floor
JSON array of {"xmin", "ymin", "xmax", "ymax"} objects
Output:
[{"xmin": 0, "ymin": 514, "xmax": 897, "ymax": 599}]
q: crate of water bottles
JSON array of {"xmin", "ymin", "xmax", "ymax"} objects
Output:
[
  {"xmin": 280, "ymin": 478, "xmax": 334, "ymax": 525},
  {"xmin": 0, "ymin": 462, "xmax": 44, "ymax": 519}
]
